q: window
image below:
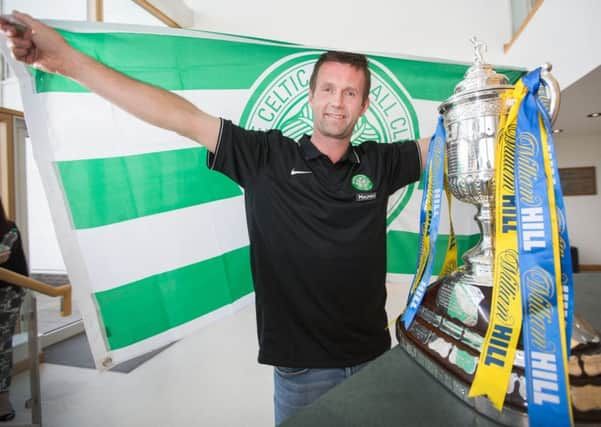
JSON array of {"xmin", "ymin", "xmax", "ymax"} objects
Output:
[{"xmin": 505, "ymin": 0, "xmax": 544, "ymax": 52}]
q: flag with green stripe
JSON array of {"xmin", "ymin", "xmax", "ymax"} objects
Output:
[{"xmin": 2, "ymin": 21, "xmax": 521, "ymax": 368}]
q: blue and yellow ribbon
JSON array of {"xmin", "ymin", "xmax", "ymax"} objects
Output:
[
  {"xmin": 401, "ymin": 116, "xmax": 446, "ymax": 328},
  {"xmin": 469, "ymin": 85, "xmax": 524, "ymax": 409},
  {"xmin": 471, "ymin": 69, "xmax": 573, "ymax": 426},
  {"xmin": 514, "ymin": 68, "xmax": 572, "ymax": 426}
]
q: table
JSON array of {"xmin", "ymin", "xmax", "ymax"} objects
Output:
[{"xmin": 283, "ymin": 273, "xmax": 601, "ymax": 427}]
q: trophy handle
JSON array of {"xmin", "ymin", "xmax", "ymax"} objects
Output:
[{"xmin": 538, "ymin": 63, "xmax": 561, "ymax": 125}]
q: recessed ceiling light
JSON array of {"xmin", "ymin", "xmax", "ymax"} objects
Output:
[
  {"xmin": 587, "ymin": 112, "xmax": 601, "ymax": 118},
  {"xmin": 552, "ymin": 128, "xmax": 563, "ymax": 134}
]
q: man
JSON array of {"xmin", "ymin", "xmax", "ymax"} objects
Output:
[{"xmin": 1, "ymin": 11, "xmax": 429, "ymax": 425}]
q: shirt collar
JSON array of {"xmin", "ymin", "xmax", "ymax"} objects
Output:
[{"xmin": 299, "ymin": 135, "xmax": 360, "ymax": 164}]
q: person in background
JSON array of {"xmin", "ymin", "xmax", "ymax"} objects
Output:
[{"xmin": 0, "ymin": 198, "xmax": 27, "ymax": 421}]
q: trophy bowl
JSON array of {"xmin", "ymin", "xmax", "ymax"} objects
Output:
[{"xmin": 396, "ymin": 39, "xmax": 601, "ymax": 426}]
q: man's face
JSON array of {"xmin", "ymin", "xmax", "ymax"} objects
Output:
[{"xmin": 308, "ymin": 61, "xmax": 370, "ymax": 142}]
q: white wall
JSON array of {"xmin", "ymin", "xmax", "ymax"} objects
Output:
[
  {"xmin": 184, "ymin": 0, "xmax": 600, "ymax": 91},
  {"xmin": 503, "ymin": 0, "xmax": 601, "ymax": 90},
  {"xmin": 102, "ymin": 0, "xmax": 166, "ymax": 26},
  {"xmin": 186, "ymin": 0, "xmax": 512, "ymax": 64},
  {"xmin": 554, "ymin": 133, "xmax": 601, "ymax": 266},
  {"xmin": 4, "ymin": 0, "xmax": 86, "ymax": 20}
]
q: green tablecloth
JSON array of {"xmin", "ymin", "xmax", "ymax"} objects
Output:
[
  {"xmin": 282, "ymin": 345, "xmax": 500, "ymax": 427},
  {"xmin": 283, "ymin": 273, "xmax": 601, "ymax": 427}
]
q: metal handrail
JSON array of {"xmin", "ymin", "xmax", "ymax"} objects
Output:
[{"xmin": 0, "ymin": 267, "xmax": 71, "ymax": 316}]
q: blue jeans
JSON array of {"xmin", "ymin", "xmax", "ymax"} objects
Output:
[{"xmin": 273, "ymin": 362, "xmax": 368, "ymax": 425}]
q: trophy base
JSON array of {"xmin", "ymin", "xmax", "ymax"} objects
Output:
[
  {"xmin": 396, "ymin": 268, "xmax": 601, "ymax": 426},
  {"xmin": 397, "ymin": 332, "xmax": 529, "ymax": 426}
]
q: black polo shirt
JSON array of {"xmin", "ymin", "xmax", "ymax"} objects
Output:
[{"xmin": 208, "ymin": 119, "xmax": 421, "ymax": 368}]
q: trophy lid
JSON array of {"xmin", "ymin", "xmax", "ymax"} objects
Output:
[{"xmin": 451, "ymin": 37, "xmax": 512, "ymax": 96}]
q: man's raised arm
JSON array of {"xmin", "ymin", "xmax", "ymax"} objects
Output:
[{"xmin": 0, "ymin": 11, "xmax": 221, "ymax": 153}]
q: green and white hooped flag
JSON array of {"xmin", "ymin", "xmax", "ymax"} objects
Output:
[{"xmin": 1, "ymin": 21, "xmax": 523, "ymax": 368}]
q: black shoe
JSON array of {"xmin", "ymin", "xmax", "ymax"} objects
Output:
[{"xmin": 0, "ymin": 409, "xmax": 15, "ymax": 422}]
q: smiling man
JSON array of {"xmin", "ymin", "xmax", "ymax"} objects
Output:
[
  {"xmin": 2, "ymin": 11, "xmax": 429, "ymax": 425},
  {"xmin": 308, "ymin": 54, "xmax": 371, "ymax": 159}
]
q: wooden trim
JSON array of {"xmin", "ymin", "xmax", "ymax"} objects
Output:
[
  {"xmin": 504, "ymin": 0, "xmax": 544, "ymax": 53},
  {"xmin": 0, "ymin": 109, "xmax": 24, "ymax": 221},
  {"xmin": 0, "ymin": 113, "xmax": 16, "ymax": 220},
  {"xmin": 132, "ymin": 0, "xmax": 182, "ymax": 28},
  {"xmin": 0, "ymin": 107, "xmax": 23, "ymax": 117},
  {"xmin": 580, "ymin": 265, "xmax": 601, "ymax": 272},
  {"xmin": 87, "ymin": 0, "xmax": 104, "ymax": 22},
  {"xmin": 96, "ymin": 0, "xmax": 104, "ymax": 22},
  {"xmin": 0, "ymin": 268, "xmax": 72, "ymax": 316}
]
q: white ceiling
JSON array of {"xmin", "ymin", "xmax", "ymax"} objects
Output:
[{"xmin": 553, "ymin": 65, "xmax": 601, "ymax": 137}]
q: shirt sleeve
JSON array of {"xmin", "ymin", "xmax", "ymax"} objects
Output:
[
  {"xmin": 206, "ymin": 119, "xmax": 275, "ymax": 188},
  {"xmin": 380, "ymin": 140, "xmax": 422, "ymax": 194}
]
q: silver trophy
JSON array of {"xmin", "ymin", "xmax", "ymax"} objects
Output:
[{"xmin": 396, "ymin": 38, "xmax": 601, "ymax": 425}]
